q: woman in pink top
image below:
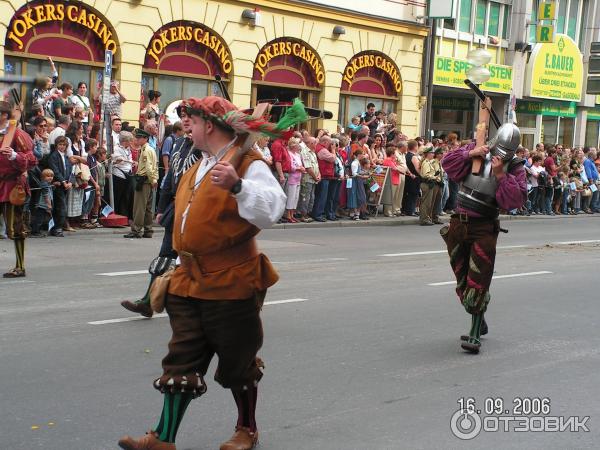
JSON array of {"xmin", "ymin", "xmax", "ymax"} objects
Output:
[{"xmin": 285, "ymin": 137, "xmax": 306, "ymax": 223}]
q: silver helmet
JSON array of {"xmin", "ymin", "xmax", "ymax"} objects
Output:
[{"xmin": 487, "ymin": 123, "xmax": 521, "ymax": 162}]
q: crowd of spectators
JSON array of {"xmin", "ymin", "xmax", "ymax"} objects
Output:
[{"xmin": 3, "ymin": 73, "xmax": 600, "ymax": 240}]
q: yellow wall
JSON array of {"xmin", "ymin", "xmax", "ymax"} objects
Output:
[{"xmin": 0, "ymin": 0, "xmax": 427, "ymax": 136}]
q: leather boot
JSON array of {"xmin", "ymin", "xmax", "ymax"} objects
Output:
[
  {"xmin": 220, "ymin": 427, "xmax": 259, "ymax": 450},
  {"xmin": 121, "ymin": 300, "xmax": 153, "ymax": 318},
  {"xmin": 118, "ymin": 431, "xmax": 175, "ymax": 450}
]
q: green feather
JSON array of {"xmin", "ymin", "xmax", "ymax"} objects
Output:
[{"xmin": 275, "ymin": 98, "xmax": 309, "ymax": 131}]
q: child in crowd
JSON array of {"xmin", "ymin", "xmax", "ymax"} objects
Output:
[
  {"xmin": 347, "ymin": 150, "xmax": 369, "ymax": 220},
  {"xmin": 81, "ymin": 139, "xmax": 101, "ymax": 228},
  {"xmin": 30, "ymin": 169, "xmax": 54, "ymax": 237},
  {"xmin": 347, "ymin": 116, "xmax": 361, "ymax": 132}
]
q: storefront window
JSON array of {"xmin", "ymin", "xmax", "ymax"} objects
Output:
[
  {"xmin": 516, "ymin": 113, "xmax": 537, "ymax": 129},
  {"xmin": 567, "ymin": 0, "xmax": 578, "ymax": 41},
  {"xmin": 585, "ymin": 120, "xmax": 600, "ymax": 147},
  {"xmin": 459, "ymin": 0, "xmax": 473, "ymax": 32},
  {"xmin": 579, "ymin": 0, "xmax": 589, "ymax": 50},
  {"xmin": 488, "ymin": 2, "xmax": 500, "ymax": 36},
  {"xmin": 542, "ymin": 116, "xmax": 557, "ymax": 144},
  {"xmin": 502, "ymin": 6, "xmax": 511, "ymax": 39},
  {"xmin": 433, "ymin": 109, "xmax": 463, "ymax": 124},
  {"xmin": 142, "ymin": 75, "xmax": 220, "ymax": 112},
  {"xmin": 340, "ymin": 95, "xmax": 395, "ymax": 129},
  {"xmin": 558, "ymin": 117, "xmax": 574, "ymax": 147},
  {"xmin": 529, "ymin": 0, "xmax": 538, "ymax": 42},
  {"xmin": 557, "ymin": 0, "xmax": 567, "ymax": 34},
  {"xmin": 475, "ymin": 0, "xmax": 486, "ymax": 35}
]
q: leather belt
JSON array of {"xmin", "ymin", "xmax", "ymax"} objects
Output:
[
  {"xmin": 451, "ymin": 213, "xmax": 496, "ymax": 224},
  {"xmin": 459, "ymin": 187, "xmax": 496, "ymax": 205},
  {"xmin": 179, "ymin": 238, "xmax": 258, "ymax": 275}
]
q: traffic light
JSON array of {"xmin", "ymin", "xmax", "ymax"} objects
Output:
[{"xmin": 587, "ymin": 42, "xmax": 600, "ymax": 94}]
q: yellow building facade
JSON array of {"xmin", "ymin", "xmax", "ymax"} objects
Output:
[{"xmin": 0, "ymin": 0, "xmax": 428, "ymax": 135}]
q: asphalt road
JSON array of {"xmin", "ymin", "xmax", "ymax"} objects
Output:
[{"xmin": 1, "ymin": 217, "xmax": 599, "ymax": 450}]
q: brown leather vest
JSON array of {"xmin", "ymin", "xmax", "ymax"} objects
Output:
[{"xmin": 168, "ymin": 146, "xmax": 279, "ymax": 300}]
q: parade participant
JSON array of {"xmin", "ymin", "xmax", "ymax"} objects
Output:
[
  {"xmin": 118, "ymin": 96, "xmax": 306, "ymax": 450},
  {"xmin": 441, "ymin": 123, "xmax": 527, "ymax": 354},
  {"xmin": 0, "ymin": 101, "xmax": 36, "ymax": 277},
  {"xmin": 124, "ymin": 129, "xmax": 158, "ymax": 239},
  {"xmin": 120, "ymin": 104, "xmax": 199, "ymax": 318}
]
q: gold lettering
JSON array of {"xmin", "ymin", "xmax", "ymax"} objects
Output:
[
  {"xmin": 254, "ymin": 62, "xmax": 265, "ymax": 77},
  {"xmin": 272, "ymin": 43, "xmax": 280, "ymax": 57},
  {"xmin": 222, "ymin": 60, "xmax": 232, "ymax": 74},
  {"xmin": 168, "ymin": 27, "xmax": 177, "ymax": 44},
  {"xmin": 210, "ymin": 35, "xmax": 217, "ymax": 50},
  {"xmin": 201, "ymin": 31, "xmax": 210, "ymax": 46},
  {"xmin": 7, "ymin": 31, "xmax": 24, "ymax": 49},
  {"xmin": 286, "ymin": 41, "xmax": 292, "ymax": 54},
  {"xmin": 45, "ymin": 4, "xmax": 57, "ymax": 21},
  {"xmin": 257, "ymin": 54, "xmax": 268, "ymax": 67},
  {"xmin": 77, "ymin": 9, "xmax": 88, "ymax": 27},
  {"xmin": 66, "ymin": 5, "xmax": 78, "ymax": 22},
  {"xmin": 11, "ymin": 19, "xmax": 27, "ymax": 38},
  {"xmin": 22, "ymin": 9, "xmax": 37, "ymax": 30},
  {"xmin": 106, "ymin": 40, "xmax": 117, "ymax": 53},
  {"xmin": 148, "ymin": 48, "xmax": 160, "ymax": 66},
  {"xmin": 176, "ymin": 26, "xmax": 185, "ymax": 42},
  {"xmin": 292, "ymin": 43, "xmax": 301, "ymax": 56},
  {"xmin": 93, "ymin": 16, "xmax": 102, "ymax": 34},
  {"xmin": 87, "ymin": 13, "xmax": 97, "ymax": 30},
  {"xmin": 97, "ymin": 23, "xmax": 112, "ymax": 45},
  {"xmin": 151, "ymin": 38, "xmax": 163, "ymax": 56},
  {"xmin": 33, "ymin": 5, "xmax": 46, "ymax": 23},
  {"xmin": 185, "ymin": 26, "xmax": 192, "ymax": 41},
  {"xmin": 193, "ymin": 28, "xmax": 203, "ymax": 42},
  {"xmin": 56, "ymin": 4, "xmax": 65, "ymax": 20}
]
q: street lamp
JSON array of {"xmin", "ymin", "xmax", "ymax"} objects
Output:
[{"xmin": 466, "ymin": 47, "xmax": 492, "ymax": 84}]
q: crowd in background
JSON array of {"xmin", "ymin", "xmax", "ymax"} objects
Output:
[{"xmin": 2, "ymin": 61, "xmax": 600, "ymax": 239}]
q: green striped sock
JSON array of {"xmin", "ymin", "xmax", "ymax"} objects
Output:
[
  {"xmin": 469, "ymin": 313, "xmax": 483, "ymax": 344},
  {"xmin": 153, "ymin": 392, "xmax": 193, "ymax": 443}
]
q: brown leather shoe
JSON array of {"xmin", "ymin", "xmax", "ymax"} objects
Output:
[
  {"xmin": 220, "ymin": 427, "xmax": 259, "ymax": 450},
  {"xmin": 118, "ymin": 431, "xmax": 175, "ymax": 450},
  {"xmin": 121, "ymin": 300, "xmax": 153, "ymax": 318}
]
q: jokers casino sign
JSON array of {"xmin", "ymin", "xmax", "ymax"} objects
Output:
[
  {"xmin": 254, "ymin": 41, "xmax": 325, "ymax": 85},
  {"xmin": 344, "ymin": 54, "xmax": 402, "ymax": 94},
  {"xmin": 146, "ymin": 23, "xmax": 233, "ymax": 75},
  {"xmin": 7, "ymin": 2, "xmax": 117, "ymax": 54}
]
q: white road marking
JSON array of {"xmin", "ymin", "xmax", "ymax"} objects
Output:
[
  {"xmin": 381, "ymin": 245, "xmax": 526, "ymax": 257},
  {"xmin": 554, "ymin": 239, "xmax": 600, "ymax": 245},
  {"xmin": 97, "ymin": 270, "xmax": 147, "ymax": 277},
  {"xmin": 97, "ymin": 258, "xmax": 349, "ymax": 277},
  {"xmin": 88, "ymin": 298, "xmax": 308, "ymax": 325},
  {"xmin": 0, "ymin": 280, "xmax": 35, "ymax": 286},
  {"xmin": 428, "ymin": 271, "xmax": 553, "ymax": 286},
  {"xmin": 272, "ymin": 257, "xmax": 348, "ymax": 264}
]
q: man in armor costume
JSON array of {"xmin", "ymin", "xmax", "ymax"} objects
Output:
[
  {"xmin": 120, "ymin": 104, "xmax": 199, "ymax": 317},
  {"xmin": 441, "ymin": 123, "xmax": 527, "ymax": 353}
]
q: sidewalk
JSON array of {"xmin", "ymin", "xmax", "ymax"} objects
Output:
[{"xmin": 68, "ymin": 212, "xmax": 600, "ymax": 236}]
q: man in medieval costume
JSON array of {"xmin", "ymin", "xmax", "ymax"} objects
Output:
[{"xmin": 118, "ymin": 96, "xmax": 308, "ymax": 450}]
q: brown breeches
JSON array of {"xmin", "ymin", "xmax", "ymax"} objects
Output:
[{"xmin": 154, "ymin": 292, "xmax": 265, "ymax": 397}]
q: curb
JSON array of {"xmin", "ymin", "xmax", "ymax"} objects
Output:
[{"xmin": 69, "ymin": 212, "xmax": 600, "ymax": 235}]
